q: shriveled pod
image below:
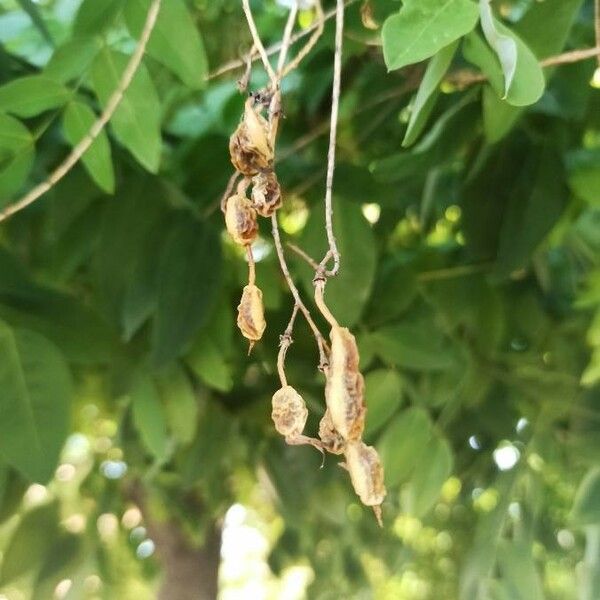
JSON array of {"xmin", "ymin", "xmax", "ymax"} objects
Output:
[
  {"xmin": 324, "ymin": 325, "xmax": 366, "ymax": 441},
  {"xmin": 229, "ymin": 98, "xmax": 274, "ymax": 176},
  {"xmin": 271, "ymin": 385, "xmax": 308, "ymax": 439},
  {"xmin": 272, "ymin": 386, "xmax": 323, "ymax": 451},
  {"xmin": 318, "ymin": 409, "xmax": 345, "ymax": 455},
  {"xmin": 237, "ymin": 284, "xmax": 266, "ymax": 345},
  {"xmin": 344, "ymin": 440, "xmax": 386, "ymax": 526},
  {"xmin": 225, "ymin": 194, "xmax": 258, "ymax": 246},
  {"xmin": 251, "ymin": 171, "xmax": 282, "ymax": 217}
]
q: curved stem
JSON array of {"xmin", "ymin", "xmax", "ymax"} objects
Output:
[
  {"xmin": 0, "ymin": 0, "xmax": 163, "ymax": 223},
  {"xmin": 277, "ymin": 1, "xmax": 299, "ymax": 75},
  {"xmin": 246, "ymin": 244, "xmax": 256, "ymax": 286},
  {"xmin": 281, "ymin": 0, "xmax": 324, "ymax": 78},
  {"xmin": 319, "ymin": 0, "xmax": 344, "ymax": 276},
  {"xmin": 241, "ymin": 0, "xmax": 277, "ymax": 86},
  {"xmin": 271, "ymin": 213, "xmax": 329, "ymax": 368}
]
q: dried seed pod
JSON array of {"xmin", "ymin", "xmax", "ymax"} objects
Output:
[
  {"xmin": 237, "ymin": 284, "xmax": 266, "ymax": 343},
  {"xmin": 324, "ymin": 325, "xmax": 366, "ymax": 441},
  {"xmin": 229, "ymin": 99, "xmax": 274, "ymax": 176},
  {"xmin": 271, "ymin": 385, "xmax": 308, "ymax": 439},
  {"xmin": 251, "ymin": 171, "xmax": 282, "ymax": 217},
  {"xmin": 318, "ymin": 409, "xmax": 345, "ymax": 455},
  {"xmin": 344, "ymin": 440, "xmax": 386, "ymax": 526},
  {"xmin": 225, "ymin": 194, "xmax": 258, "ymax": 246}
]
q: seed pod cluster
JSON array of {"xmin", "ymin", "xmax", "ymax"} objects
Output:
[
  {"xmin": 318, "ymin": 324, "xmax": 387, "ymax": 525},
  {"xmin": 229, "ymin": 98, "xmax": 273, "ymax": 176}
]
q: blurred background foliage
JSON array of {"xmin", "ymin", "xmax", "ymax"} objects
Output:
[{"xmin": 0, "ymin": 0, "xmax": 599, "ymax": 598}]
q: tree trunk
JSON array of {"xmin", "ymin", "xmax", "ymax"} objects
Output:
[
  {"xmin": 128, "ymin": 481, "xmax": 221, "ymax": 600},
  {"xmin": 149, "ymin": 519, "xmax": 221, "ymax": 600}
]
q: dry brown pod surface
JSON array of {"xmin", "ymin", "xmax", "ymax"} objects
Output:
[
  {"xmin": 225, "ymin": 194, "xmax": 258, "ymax": 246},
  {"xmin": 237, "ymin": 284, "xmax": 266, "ymax": 343}
]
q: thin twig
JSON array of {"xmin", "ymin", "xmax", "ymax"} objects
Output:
[
  {"xmin": 287, "ymin": 242, "xmax": 321, "ymax": 271},
  {"xmin": 277, "ymin": 303, "xmax": 299, "ymax": 386},
  {"xmin": 319, "ymin": 0, "xmax": 344, "ymax": 277},
  {"xmin": 271, "ymin": 213, "xmax": 329, "ymax": 369},
  {"xmin": 277, "ymin": 1, "xmax": 299, "ymax": 75},
  {"xmin": 241, "ymin": 0, "xmax": 277, "ymax": 87},
  {"xmin": 281, "ymin": 0, "xmax": 325, "ymax": 78},
  {"xmin": 595, "ymin": 0, "xmax": 600, "ymax": 68},
  {"xmin": 0, "ymin": 0, "xmax": 162, "ymax": 223},
  {"xmin": 207, "ymin": 0, "xmax": 358, "ymax": 80},
  {"xmin": 246, "ymin": 244, "xmax": 256, "ymax": 286},
  {"xmin": 218, "ymin": 171, "xmax": 241, "ymax": 213}
]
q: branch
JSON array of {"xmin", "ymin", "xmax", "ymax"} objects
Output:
[
  {"xmin": 208, "ymin": 0, "xmax": 357, "ymax": 81},
  {"xmin": 596, "ymin": 0, "xmax": 600, "ymax": 68},
  {"xmin": 281, "ymin": 0, "xmax": 325, "ymax": 79},
  {"xmin": 319, "ymin": 0, "xmax": 344, "ymax": 277},
  {"xmin": 0, "ymin": 0, "xmax": 162, "ymax": 224},
  {"xmin": 277, "ymin": 303, "xmax": 299, "ymax": 387},
  {"xmin": 277, "ymin": 0, "xmax": 299, "ymax": 75},
  {"xmin": 241, "ymin": 0, "xmax": 277, "ymax": 86},
  {"xmin": 271, "ymin": 213, "xmax": 329, "ymax": 369}
]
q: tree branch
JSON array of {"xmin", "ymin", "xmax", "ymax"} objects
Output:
[
  {"xmin": 241, "ymin": 0, "xmax": 277, "ymax": 86},
  {"xmin": 319, "ymin": 0, "xmax": 344, "ymax": 277},
  {"xmin": 0, "ymin": 0, "xmax": 162, "ymax": 224},
  {"xmin": 208, "ymin": 0, "xmax": 357, "ymax": 81},
  {"xmin": 271, "ymin": 213, "xmax": 329, "ymax": 369}
]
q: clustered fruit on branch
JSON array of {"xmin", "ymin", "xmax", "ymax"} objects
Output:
[{"xmin": 224, "ymin": 0, "xmax": 386, "ymax": 526}]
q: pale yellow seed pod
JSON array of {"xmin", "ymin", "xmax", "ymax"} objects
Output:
[
  {"xmin": 271, "ymin": 385, "xmax": 308, "ymax": 439},
  {"xmin": 344, "ymin": 440, "xmax": 386, "ymax": 526},
  {"xmin": 229, "ymin": 99, "xmax": 274, "ymax": 176},
  {"xmin": 251, "ymin": 171, "xmax": 282, "ymax": 217},
  {"xmin": 318, "ymin": 409, "xmax": 345, "ymax": 455},
  {"xmin": 237, "ymin": 284, "xmax": 266, "ymax": 343},
  {"xmin": 324, "ymin": 325, "xmax": 365, "ymax": 441},
  {"xmin": 225, "ymin": 194, "xmax": 258, "ymax": 246}
]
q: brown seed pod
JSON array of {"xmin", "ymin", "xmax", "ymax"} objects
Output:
[
  {"xmin": 224, "ymin": 194, "xmax": 258, "ymax": 246},
  {"xmin": 324, "ymin": 325, "xmax": 366, "ymax": 441},
  {"xmin": 344, "ymin": 440, "xmax": 386, "ymax": 526},
  {"xmin": 251, "ymin": 171, "xmax": 282, "ymax": 217},
  {"xmin": 271, "ymin": 385, "xmax": 308, "ymax": 439},
  {"xmin": 237, "ymin": 284, "xmax": 266, "ymax": 344},
  {"xmin": 318, "ymin": 409, "xmax": 345, "ymax": 455},
  {"xmin": 229, "ymin": 99, "xmax": 274, "ymax": 176}
]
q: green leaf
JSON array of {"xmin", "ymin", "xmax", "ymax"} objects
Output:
[
  {"xmin": 0, "ymin": 113, "xmax": 34, "ymax": 200},
  {"xmin": 124, "ymin": 0, "xmax": 208, "ymax": 89},
  {"xmin": 495, "ymin": 143, "xmax": 567, "ymax": 277},
  {"xmin": 377, "ymin": 408, "xmax": 432, "ymax": 487},
  {"xmin": 186, "ymin": 335, "xmax": 233, "ymax": 393},
  {"xmin": 130, "ymin": 373, "xmax": 168, "ymax": 461},
  {"xmin": 0, "ymin": 502, "xmax": 60, "ymax": 585},
  {"xmin": 151, "ymin": 217, "xmax": 222, "ymax": 366},
  {"xmin": 15, "ymin": 0, "xmax": 54, "ymax": 46},
  {"xmin": 73, "ymin": 0, "xmax": 124, "ymax": 34},
  {"xmin": 382, "ymin": 0, "xmax": 479, "ymax": 71},
  {"xmin": 403, "ymin": 40, "xmax": 458, "ymax": 146},
  {"xmin": 94, "ymin": 178, "xmax": 169, "ymax": 334},
  {"xmin": 0, "ymin": 75, "xmax": 71, "ymax": 118},
  {"xmin": 371, "ymin": 319, "xmax": 459, "ymax": 371},
  {"xmin": 495, "ymin": 539, "xmax": 545, "ymax": 600},
  {"xmin": 0, "ymin": 323, "xmax": 72, "ymax": 483},
  {"xmin": 45, "ymin": 37, "xmax": 102, "ymax": 84},
  {"xmin": 156, "ymin": 365, "xmax": 199, "ymax": 446},
  {"xmin": 460, "ymin": 471, "xmax": 519, "ymax": 600},
  {"xmin": 402, "ymin": 434, "xmax": 453, "ymax": 517},
  {"xmin": 63, "ymin": 101, "xmax": 114, "ymax": 193},
  {"xmin": 0, "ymin": 247, "xmax": 119, "ymax": 364},
  {"xmin": 363, "ymin": 369, "xmax": 404, "ymax": 440},
  {"xmin": 566, "ymin": 149, "xmax": 600, "ymax": 206},
  {"xmin": 479, "ymin": 0, "xmax": 517, "ymax": 98},
  {"xmin": 299, "ymin": 198, "xmax": 376, "ymax": 327},
  {"xmin": 91, "ymin": 48, "xmax": 162, "ymax": 173},
  {"xmin": 571, "ymin": 468, "xmax": 600, "ymax": 526}
]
